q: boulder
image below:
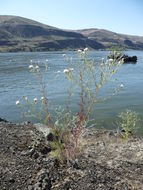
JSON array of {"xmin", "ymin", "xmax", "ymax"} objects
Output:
[
  {"xmin": 108, "ymin": 54, "xmax": 137, "ymax": 63},
  {"xmin": 33, "ymin": 123, "xmax": 54, "ymax": 141},
  {"xmin": 0, "ymin": 117, "xmax": 7, "ymax": 122},
  {"xmin": 122, "ymin": 55, "xmax": 137, "ymax": 63}
]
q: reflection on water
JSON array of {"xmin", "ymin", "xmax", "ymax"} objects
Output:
[{"xmin": 0, "ymin": 51, "xmax": 143, "ymax": 134}]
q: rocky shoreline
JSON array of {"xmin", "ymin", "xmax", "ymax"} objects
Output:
[{"xmin": 0, "ymin": 121, "xmax": 143, "ymax": 190}]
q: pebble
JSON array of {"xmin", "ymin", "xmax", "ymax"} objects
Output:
[{"xmin": 9, "ymin": 178, "xmax": 15, "ymax": 183}]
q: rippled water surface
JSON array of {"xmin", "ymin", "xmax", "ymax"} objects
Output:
[{"xmin": 0, "ymin": 51, "xmax": 143, "ymax": 134}]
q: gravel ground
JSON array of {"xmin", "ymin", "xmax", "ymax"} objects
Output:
[{"xmin": 0, "ymin": 121, "xmax": 143, "ymax": 190}]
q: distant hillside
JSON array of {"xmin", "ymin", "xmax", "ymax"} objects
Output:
[
  {"xmin": 0, "ymin": 15, "xmax": 103, "ymax": 52},
  {"xmin": 75, "ymin": 28, "xmax": 143, "ymax": 50},
  {"xmin": 0, "ymin": 15, "xmax": 143, "ymax": 52}
]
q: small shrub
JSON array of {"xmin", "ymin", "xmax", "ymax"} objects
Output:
[{"xmin": 118, "ymin": 109, "xmax": 140, "ymax": 139}]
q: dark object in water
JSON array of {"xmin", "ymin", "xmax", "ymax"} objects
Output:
[
  {"xmin": 122, "ymin": 55, "xmax": 137, "ymax": 63},
  {"xmin": 108, "ymin": 54, "xmax": 137, "ymax": 63}
]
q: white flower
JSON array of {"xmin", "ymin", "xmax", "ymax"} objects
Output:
[
  {"xmin": 33, "ymin": 98, "xmax": 38, "ymax": 103},
  {"xmin": 63, "ymin": 69, "xmax": 69, "ymax": 74},
  {"xmin": 84, "ymin": 47, "xmax": 88, "ymax": 51},
  {"xmin": 16, "ymin": 100, "xmax": 20, "ymax": 105},
  {"xmin": 62, "ymin": 54, "xmax": 66, "ymax": 57},
  {"xmin": 109, "ymin": 59, "xmax": 114, "ymax": 62},
  {"xmin": 118, "ymin": 59, "xmax": 124, "ymax": 64},
  {"xmin": 63, "ymin": 68, "xmax": 73, "ymax": 74},
  {"xmin": 46, "ymin": 59, "xmax": 48, "ymax": 62},
  {"xmin": 69, "ymin": 68, "xmax": 74, "ymax": 71},
  {"xmin": 40, "ymin": 97, "xmax": 45, "ymax": 101},
  {"xmin": 102, "ymin": 58, "xmax": 104, "ymax": 62},
  {"xmin": 78, "ymin": 49, "xmax": 82, "ymax": 53},
  {"xmin": 35, "ymin": 65, "xmax": 39, "ymax": 69},
  {"xmin": 120, "ymin": 83, "xmax": 124, "ymax": 88},
  {"xmin": 57, "ymin": 70, "xmax": 61, "ymax": 73},
  {"xmin": 29, "ymin": 65, "xmax": 34, "ymax": 69}
]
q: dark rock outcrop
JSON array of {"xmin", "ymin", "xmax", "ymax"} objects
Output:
[
  {"xmin": 108, "ymin": 54, "xmax": 137, "ymax": 63},
  {"xmin": 0, "ymin": 117, "xmax": 7, "ymax": 122},
  {"xmin": 122, "ymin": 55, "xmax": 137, "ymax": 63}
]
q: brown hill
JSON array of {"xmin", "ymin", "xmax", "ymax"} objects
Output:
[
  {"xmin": 75, "ymin": 28, "xmax": 143, "ymax": 50},
  {"xmin": 0, "ymin": 15, "xmax": 143, "ymax": 52}
]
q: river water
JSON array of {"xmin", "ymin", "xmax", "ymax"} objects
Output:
[{"xmin": 0, "ymin": 50, "xmax": 143, "ymax": 134}]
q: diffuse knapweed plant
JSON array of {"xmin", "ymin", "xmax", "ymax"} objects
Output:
[
  {"xmin": 16, "ymin": 49, "xmax": 123, "ymax": 162},
  {"xmin": 16, "ymin": 59, "xmax": 51, "ymax": 125},
  {"xmin": 61, "ymin": 49, "xmax": 124, "ymax": 160}
]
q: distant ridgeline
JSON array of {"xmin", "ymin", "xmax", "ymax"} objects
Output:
[{"xmin": 0, "ymin": 15, "xmax": 143, "ymax": 52}]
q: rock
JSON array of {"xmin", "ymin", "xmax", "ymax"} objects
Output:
[
  {"xmin": 21, "ymin": 148, "xmax": 35, "ymax": 156},
  {"xmin": 46, "ymin": 133, "xmax": 54, "ymax": 142},
  {"xmin": 33, "ymin": 152, "xmax": 39, "ymax": 159},
  {"xmin": 108, "ymin": 54, "xmax": 137, "ymax": 63},
  {"xmin": 73, "ymin": 161, "xmax": 80, "ymax": 170},
  {"xmin": 121, "ymin": 129, "xmax": 132, "ymax": 134},
  {"xmin": 34, "ymin": 123, "xmax": 52, "ymax": 138},
  {"xmin": 21, "ymin": 121, "xmax": 31, "ymax": 125},
  {"xmin": 122, "ymin": 55, "xmax": 137, "ymax": 63},
  {"xmin": 40, "ymin": 145, "xmax": 51, "ymax": 155},
  {"xmin": 28, "ymin": 185, "xmax": 33, "ymax": 190},
  {"xmin": 0, "ymin": 117, "xmax": 7, "ymax": 122},
  {"xmin": 34, "ymin": 123, "xmax": 55, "ymax": 142},
  {"xmin": 9, "ymin": 178, "xmax": 15, "ymax": 183},
  {"xmin": 33, "ymin": 169, "xmax": 52, "ymax": 190}
]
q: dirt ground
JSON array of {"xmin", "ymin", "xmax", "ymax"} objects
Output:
[{"xmin": 0, "ymin": 121, "xmax": 143, "ymax": 190}]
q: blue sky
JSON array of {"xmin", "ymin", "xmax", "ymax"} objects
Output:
[{"xmin": 0, "ymin": 0, "xmax": 143, "ymax": 36}]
